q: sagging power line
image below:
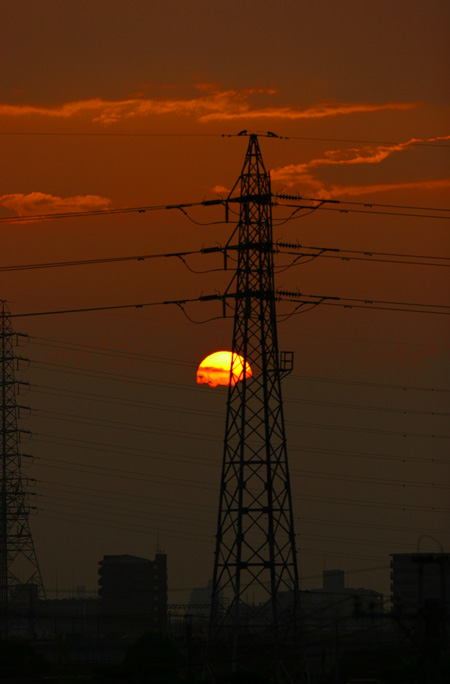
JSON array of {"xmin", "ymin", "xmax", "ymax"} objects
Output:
[{"xmin": 2, "ymin": 242, "xmax": 449, "ymax": 272}]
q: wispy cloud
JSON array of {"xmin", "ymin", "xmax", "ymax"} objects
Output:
[
  {"xmin": 321, "ymin": 178, "xmax": 450, "ymax": 197},
  {"xmin": 211, "ymin": 184, "xmax": 231, "ymax": 195},
  {"xmin": 271, "ymin": 135, "xmax": 450, "ymax": 196},
  {"xmin": 201, "ymin": 101, "xmax": 416, "ymax": 121},
  {"xmin": 0, "ymin": 86, "xmax": 417, "ymax": 125},
  {"xmin": 0, "ymin": 192, "xmax": 112, "ymax": 220}
]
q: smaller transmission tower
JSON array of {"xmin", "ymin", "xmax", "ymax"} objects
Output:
[{"xmin": 1, "ymin": 301, "xmax": 44, "ymax": 639}]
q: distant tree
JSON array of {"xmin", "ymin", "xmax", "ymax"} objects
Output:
[
  {"xmin": 122, "ymin": 630, "xmax": 184, "ymax": 683},
  {"xmin": 0, "ymin": 637, "xmax": 49, "ymax": 678},
  {"xmin": 221, "ymin": 670, "xmax": 271, "ymax": 684}
]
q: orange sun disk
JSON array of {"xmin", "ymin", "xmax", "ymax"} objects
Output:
[{"xmin": 196, "ymin": 351, "xmax": 252, "ymax": 388}]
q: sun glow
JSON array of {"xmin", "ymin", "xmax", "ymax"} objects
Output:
[{"xmin": 196, "ymin": 351, "xmax": 252, "ymax": 388}]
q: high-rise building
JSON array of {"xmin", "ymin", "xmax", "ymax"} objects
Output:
[{"xmin": 98, "ymin": 553, "xmax": 167, "ymax": 639}]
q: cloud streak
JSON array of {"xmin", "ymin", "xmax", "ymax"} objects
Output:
[
  {"xmin": 271, "ymin": 135, "xmax": 450, "ymax": 196},
  {"xmin": 0, "ymin": 86, "xmax": 417, "ymax": 125},
  {"xmin": 201, "ymin": 101, "xmax": 416, "ymax": 121},
  {"xmin": 0, "ymin": 192, "xmax": 112, "ymax": 220},
  {"xmin": 321, "ymin": 178, "xmax": 450, "ymax": 197}
]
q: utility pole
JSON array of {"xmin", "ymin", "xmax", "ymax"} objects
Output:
[
  {"xmin": 0, "ymin": 301, "xmax": 44, "ymax": 639},
  {"xmin": 207, "ymin": 135, "xmax": 299, "ymax": 682}
]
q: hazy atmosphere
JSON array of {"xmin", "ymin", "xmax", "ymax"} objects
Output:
[{"xmin": 1, "ymin": 0, "xmax": 449, "ymax": 610}]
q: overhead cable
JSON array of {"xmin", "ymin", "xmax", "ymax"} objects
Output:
[
  {"xmin": 275, "ymin": 193, "xmax": 450, "ymax": 214},
  {"xmin": 277, "ymin": 200, "xmax": 450, "ymax": 221},
  {"xmin": 1, "ymin": 192, "xmax": 448, "ymax": 224},
  {"xmin": 29, "ymin": 358, "xmax": 450, "ymax": 393},
  {"xmin": 2, "ymin": 130, "xmax": 449, "ymax": 147},
  {"xmin": 2, "ymin": 242, "xmax": 448, "ymax": 273},
  {"xmin": 10, "ymin": 289, "xmax": 450, "ymax": 318}
]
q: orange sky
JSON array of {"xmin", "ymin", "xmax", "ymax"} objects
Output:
[{"xmin": 1, "ymin": 0, "xmax": 449, "ymax": 603}]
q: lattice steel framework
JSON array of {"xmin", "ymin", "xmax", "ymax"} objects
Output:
[
  {"xmin": 207, "ymin": 135, "xmax": 299, "ymax": 682},
  {"xmin": 1, "ymin": 301, "xmax": 44, "ymax": 639}
]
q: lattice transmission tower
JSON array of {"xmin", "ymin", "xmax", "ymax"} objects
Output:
[
  {"xmin": 1, "ymin": 301, "xmax": 44, "ymax": 639},
  {"xmin": 207, "ymin": 135, "xmax": 300, "ymax": 682}
]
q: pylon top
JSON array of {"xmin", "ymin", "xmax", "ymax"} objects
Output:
[{"xmin": 222, "ymin": 130, "xmax": 285, "ymax": 139}]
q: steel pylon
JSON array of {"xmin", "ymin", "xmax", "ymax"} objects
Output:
[
  {"xmin": 1, "ymin": 301, "xmax": 44, "ymax": 639},
  {"xmin": 207, "ymin": 136, "xmax": 299, "ymax": 682}
]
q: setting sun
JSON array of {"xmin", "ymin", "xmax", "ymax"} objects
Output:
[{"xmin": 196, "ymin": 351, "xmax": 252, "ymax": 388}]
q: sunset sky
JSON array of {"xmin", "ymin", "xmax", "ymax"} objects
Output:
[{"xmin": 1, "ymin": 0, "xmax": 449, "ymax": 603}]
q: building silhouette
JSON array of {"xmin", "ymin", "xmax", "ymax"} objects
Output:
[
  {"xmin": 301, "ymin": 569, "xmax": 383, "ymax": 623},
  {"xmin": 98, "ymin": 552, "xmax": 167, "ymax": 639},
  {"xmin": 3, "ymin": 552, "xmax": 167, "ymax": 653},
  {"xmin": 391, "ymin": 552, "xmax": 450, "ymax": 616}
]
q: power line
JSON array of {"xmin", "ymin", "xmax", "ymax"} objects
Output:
[
  {"xmin": 33, "ymin": 414, "xmax": 447, "ymax": 490},
  {"xmin": 0, "ymin": 197, "xmax": 225, "ymax": 224},
  {"xmin": 33, "ymin": 507, "xmax": 397, "ymax": 565},
  {"xmin": 1, "ymin": 130, "xmax": 449, "ymax": 148},
  {"xmin": 32, "ymin": 386, "xmax": 219, "ymax": 419},
  {"xmin": 10, "ymin": 296, "xmax": 209, "ymax": 318},
  {"xmin": 277, "ymin": 291, "xmax": 450, "ymax": 316},
  {"xmin": 31, "ymin": 336, "xmax": 196, "ymax": 368},
  {"xmin": 297, "ymin": 531, "xmax": 419, "ymax": 551},
  {"xmin": 291, "ymin": 444, "xmax": 446, "ymax": 465},
  {"xmin": 3, "ymin": 242, "xmax": 448, "ymax": 273},
  {"xmin": 33, "ymin": 448, "xmax": 447, "ymax": 492},
  {"xmin": 293, "ymin": 490, "xmax": 450, "ymax": 514},
  {"xmin": 30, "ymin": 359, "xmax": 204, "ymax": 390},
  {"xmin": 0, "ymin": 131, "xmax": 223, "ymax": 137},
  {"xmin": 287, "ymin": 396, "xmax": 449, "ymax": 418},
  {"xmin": 32, "ymin": 434, "xmax": 219, "ymax": 468},
  {"xmin": 279, "ymin": 202, "xmax": 450, "ymax": 221},
  {"xmin": 30, "ymin": 382, "xmax": 449, "ymax": 418},
  {"xmin": 38, "ymin": 507, "xmax": 210, "ymax": 544},
  {"xmin": 293, "ymin": 253, "xmax": 449, "ymax": 269},
  {"xmin": 1, "ymin": 192, "xmax": 448, "ymax": 225},
  {"xmin": 38, "ymin": 491, "xmax": 213, "ymax": 531},
  {"xmin": 32, "ymin": 430, "xmax": 448, "ymax": 467},
  {"xmin": 299, "ymin": 516, "xmax": 448, "ymax": 537},
  {"xmin": 291, "ymin": 467, "xmax": 448, "ymax": 490},
  {"xmin": 28, "ymin": 356, "xmax": 450, "ymax": 394},
  {"xmin": 35, "ymin": 478, "xmax": 449, "ymax": 541},
  {"xmin": 33, "ymin": 458, "xmax": 448, "ymax": 514},
  {"xmin": 32, "ymin": 437, "xmax": 217, "ymax": 472},
  {"xmin": 10, "ymin": 290, "xmax": 450, "ymax": 318},
  {"xmin": 34, "ymin": 478, "xmax": 449, "ymax": 537},
  {"xmin": 36, "ymin": 493, "xmax": 423, "ymax": 553},
  {"xmin": 32, "ymin": 406, "xmax": 450, "ymax": 440},
  {"xmin": 28, "ymin": 336, "xmax": 450, "ymax": 410},
  {"xmin": 291, "ymin": 419, "xmax": 450, "ymax": 439},
  {"xmin": 33, "ymin": 433, "xmax": 448, "ymax": 466},
  {"xmin": 32, "ymin": 408, "xmax": 220, "ymax": 443},
  {"xmin": 276, "ymin": 242, "xmax": 450, "ymax": 269},
  {"xmin": 0, "ymin": 246, "xmax": 227, "ymax": 273},
  {"xmin": 37, "ymin": 479, "xmax": 216, "ymax": 513},
  {"xmin": 276, "ymin": 194, "xmax": 450, "ymax": 214},
  {"xmin": 290, "ymin": 372, "xmax": 450, "ymax": 393},
  {"xmin": 34, "ymin": 457, "xmax": 215, "ymax": 490}
]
